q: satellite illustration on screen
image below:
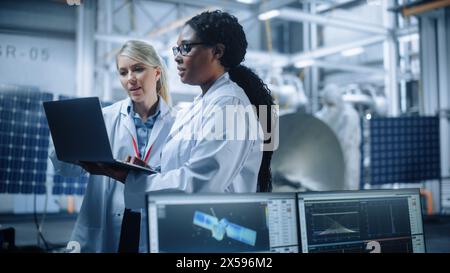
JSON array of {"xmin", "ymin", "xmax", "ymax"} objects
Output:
[
  {"xmin": 192, "ymin": 210, "xmax": 257, "ymax": 246},
  {"xmin": 155, "ymin": 202, "xmax": 270, "ymax": 253}
]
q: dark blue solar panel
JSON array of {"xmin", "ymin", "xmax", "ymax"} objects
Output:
[
  {"xmin": 7, "ymin": 182, "xmax": 20, "ymax": 194},
  {"xmin": 75, "ymin": 186, "xmax": 86, "ymax": 195},
  {"xmin": 52, "ymin": 174, "xmax": 89, "ymax": 195},
  {"xmin": 369, "ymin": 117, "xmax": 441, "ymax": 185},
  {"xmin": 0, "ymin": 86, "xmax": 53, "ymax": 194},
  {"xmin": 1, "ymin": 89, "xmax": 113, "ymax": 195},
  {"xmin": 35, "ymin": 185, "xmax": 46, "ymax": 194}
]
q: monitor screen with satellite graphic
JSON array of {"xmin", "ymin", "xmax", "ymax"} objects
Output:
[
  {"xmin": 297, "ymin": 189, "xmax": 426, "ymax": 253},
  {"xmin": 146, "ymin": 193, "xmax": 299, "ymax": 253}
]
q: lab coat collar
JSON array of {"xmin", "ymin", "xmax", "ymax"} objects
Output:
[
  {"xmin": 147, "ymin": 98, "xmax": 172, "ymax": 153},
  {"xmin": 193, "ymin": 72, "xmax": 230, "ymax": 104},
  {"xmin": 169, "ymin": 73, "xmax": 231, "ymax": 135},
  {"xmin": 120, "ymin": 96, "xmax": 171, "ymax": 120},
  {"xmin": 119, "ymin": 96, "xmax": 172, "ymax": 148}
]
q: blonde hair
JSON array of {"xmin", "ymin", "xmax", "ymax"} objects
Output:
[{"xmin": 116, "ymin": 40, "xmax": 170, "ymax": 104}]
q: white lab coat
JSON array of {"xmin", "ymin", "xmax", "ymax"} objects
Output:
[
  {"xmin": 50, "ymin": 96, "xmax": 174, "ymax": 253},
  {"xmin": 124, "ymin": 73, "xmax": 263, "ymax": 209}
]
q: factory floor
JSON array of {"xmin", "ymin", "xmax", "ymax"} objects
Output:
[
  {"xmin": 0, "ymin": 213, "xmax": 76, "ymax": 252},
  {"xmin": 423, "ymin": 215, "xmax": 450, "ymax": 253},
  {"xmin": 1, "ymin": 214, "xmax": 450, "ymax": 253}
]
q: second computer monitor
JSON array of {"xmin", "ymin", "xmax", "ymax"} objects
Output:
[{"xmin": 297, "ymin": 189, "xmax": 426, "ymax": 253}]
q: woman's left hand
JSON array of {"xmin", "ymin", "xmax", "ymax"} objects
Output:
[
  {"xmin": 97, "ymin": 163, "xmax": 129, "ymax": 183},
  {"xmin": 79, "ymin": 161, "xmax": 129, "ymax": 183}
]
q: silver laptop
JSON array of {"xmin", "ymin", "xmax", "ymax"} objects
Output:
[
  {"xmin": 297, "ymin": 188, "xmax": 426, "ymax": 253},
  {"xmin": 146, "ymin": 193, "xmax": 299, "ymax": 253},
  {"xmin": 43, "ymin": 97, "xmax": 154, "ymax": 174}
]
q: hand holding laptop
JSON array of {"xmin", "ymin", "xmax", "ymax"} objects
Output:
[
  {"xmin": 79, "ymin": 161, "xmax": 129, "ymax": 183},
  {"xmin": 43, "ymin": 97, "xmax": 156, "ymax": 175},
  {"xmin": 79, "ymin": 155, "xmax": 150, "ymax": 183},
  {"xmin": 124, "ymin": 156, "xmax": 149, "ymax": 168}
]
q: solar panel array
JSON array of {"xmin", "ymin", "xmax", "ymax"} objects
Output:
[
  {"xmin": 52, "ymin": 174, "xmax": 88, "ymax": 195},
  {"xmin": 369, "ymin": 117, "xmax": 441, "ymax": 185},
  {"xmin": 0, "ymin": 85, "xmax": 52, "ymax": 194},
  {"xmin": 0, "ymin": 87, "xmax": 114, "ymax": 195}
]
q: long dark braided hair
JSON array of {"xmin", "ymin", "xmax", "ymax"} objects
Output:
[{"xmin": 186, "ymin": 10, "xmax": 275, "ymax": 192}]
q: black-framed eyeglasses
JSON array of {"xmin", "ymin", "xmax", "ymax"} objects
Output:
[{"xmin": 172, "ymin": 42, "xmax": 210, "ymax": 56}]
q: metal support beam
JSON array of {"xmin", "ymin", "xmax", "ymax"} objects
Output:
[
  {"xmin": 95, "ymin": 33, "xmax": 160, "ymax": 44},
  {"xmin": 396, "ymin": 25, "xmax": 419, "ymax": 37},
  {"xmin": 95, "ymin": 33, "xmax": 165, "ymax": 59},
  {"xmin": 302, "ymin": 2, "xmax": 313, "ymax": 113},
  {"xmin": 258, "ymin": 0, "xmax": 298, "ymax": 13},
  {"xmin": 382, "ymin": 0, "xmax": 400, "ymax": 117},
  {"xmin": 277, "ymin": 8, "xmax": 390, "ymax": 35},
  {"xmin": 420, "ymin": 14, "xmax": 439, "ymax": 115},
  {"xmin": 383, "ymin": 37, "xmax": 399, "ymax": 118},
  {"xmin": 291, "ymin": 35, "xmax": 386, "ymax": 63},
  {"xmin": 310, "ymin": 3, "xmax": 320, "ymax": 113},
  {"xmin": 436, "ymin": 9, "xmax": 450, "ymax": 179},
  {"xmin": 402, "ymin": 0, "xmax": 450, "ymax": 17},
  {"xmin": 103, "ymin": 0, "xmax": 113, "ymax": 101},
  {"xmin": 312, "ymin": 60, "xmax": 386, "ymax": 74},
  {"xmin": 98, "ymin": 3, "xmax": 212, "ymax": 64},
  {"xmin": 147, "ymin": 0, "xmax": 250, "ymax": 10},
  {"xmin": 317, "ymin": 0, "xmax": 366, "ymax": 13},
  {"xmin": 382, "ymin": 0, "xmax": 399, "ymax": 116},
  {"xmin": 244, "ymin": 50, "xmax": 289, "ymax": 68},
  {"xmin": 76, "ymin": 0, "xmax": 96, "ymax": 97},
  {"xmin": 146, "ymin": 7, "xmax": 212, "ymax": 38},
  {"xmin": 418, "ymin": 8, "xmax": 450, "ymax": 212}
]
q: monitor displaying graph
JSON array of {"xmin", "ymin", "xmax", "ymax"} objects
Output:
[{"xmin": 297, "ymin": 189, "xmax": 426, "ymax": 253}]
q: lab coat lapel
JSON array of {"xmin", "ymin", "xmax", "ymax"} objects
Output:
[
  {"xmin": 120, "ymin": 98, "xmax": 138, "ymax": 141},
  {"xmin": 146, "ymin": 98, "xmax": 168, "ymax": 149},
  {"xmin": 146, "ymin": 118, "xmax": 162, "ymax": 156},
  {"xmin": 133, "ymin": 97, "xmax": 173, "ymax": 163}
]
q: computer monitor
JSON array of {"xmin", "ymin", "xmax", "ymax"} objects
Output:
[
  {"xmin": 297, "ymin": 189, "xmax": 426, "ymax": 253},
  {"xmin": 146, "ymin": 193, "xmax": 299, "ymax": 253}
]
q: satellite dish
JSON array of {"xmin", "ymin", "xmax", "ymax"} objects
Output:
[{"xmin": 271, "ymin": 111, "xmax": 345, "ymax": 192}]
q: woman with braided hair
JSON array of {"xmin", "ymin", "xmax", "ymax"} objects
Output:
[
  {"xmin": 101, "ymin": 10, "xmax": 276, "ymax": 215},
  {"xmin": 173, "ymin": 10, "xmax": 276, "ymax": 193}
]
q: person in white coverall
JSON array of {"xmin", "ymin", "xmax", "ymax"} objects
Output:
[{"xmin": 315, "ymin": 84, "xmax": 361, "ymax": 190}]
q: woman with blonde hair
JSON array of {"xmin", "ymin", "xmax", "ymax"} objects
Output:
[{"xmin": 50, "ymin": 40, "xmax": 174, "ymax": 253}]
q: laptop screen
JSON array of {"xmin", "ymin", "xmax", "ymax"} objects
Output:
[
  {"xmin": 146, "ymin": 193, "xmax": 299, "ymax": 253},
  {"xmin": 297, "ymin": 189, "xmax": 426, "ymax": 253}
]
